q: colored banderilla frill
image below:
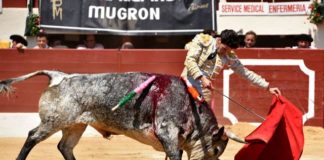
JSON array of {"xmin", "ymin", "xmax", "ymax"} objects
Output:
[
  {"xmin": 182, "ymin": 77, "xmax": 204, "ymax": 103},
  {"xmin": 111, "ymin": 75, "xmax": 156, "ymax": 111}
]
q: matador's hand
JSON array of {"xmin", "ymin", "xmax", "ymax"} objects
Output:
[
  {"xmin": 200, "ymin": 76, "xmax": 214, "ymax": 90},
  {"xmin": 268, "ymin": 87, "xmax": 281, "ymax": 97}
]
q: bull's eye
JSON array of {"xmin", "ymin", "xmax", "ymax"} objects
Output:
[
  {"xmin": 204, "ymin": 144, "xmax": 210, "ymax": 150},
  {"xmin": 213, "ymin": 148, "xmax": 219, "ymax": 156}
]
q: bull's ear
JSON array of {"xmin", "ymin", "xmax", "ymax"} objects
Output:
[{"xmin": 213, "ymin": 126, "xmax": 225, "ymax": 140}]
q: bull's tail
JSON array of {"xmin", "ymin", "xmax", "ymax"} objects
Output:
[{"xmin": 0, "ymin": 70, "xmax": 68, "ymax": 96}]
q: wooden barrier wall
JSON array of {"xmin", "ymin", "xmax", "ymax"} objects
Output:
[{"xmin": 0, "ymin": 48, "xmax": 323, "ymax": 126}]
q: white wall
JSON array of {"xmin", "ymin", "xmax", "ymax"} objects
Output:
[
  {"xmin": 216, "ymin": 0, "xmax": 324, "ymax": 48},
  {"xmin": 312, "ymin": 24, "xmax": 324, "ymax": 48},
  {"xmin": 216, "ymin": 14, "xmax": 324, "ymax": 48},
  {"xmin": 217, "ymin": 15, "xmax": 311, "ymax": 35},
  {"xmin": 0, "ymin": 8, "xmax": 38, "ymax": 48},
  {"xmin": 0, "ymin": 113, "xmax": 101, "ymax": 137},
  {"xmin": 0, "ymin": 8, "xmax": 28, "ymax": 41}
]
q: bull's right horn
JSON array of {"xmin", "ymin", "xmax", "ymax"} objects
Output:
[{"xmin": 225, "ymin": 130, "xmax": 247, "ymax": 144}]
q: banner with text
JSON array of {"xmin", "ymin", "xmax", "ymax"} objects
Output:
[
  {"xmin": 219, "ymin": 2, "xmax": 310, "ymax": 16},
  {"xmin": 40, "ymin": 0, "xmax": 215, "ymax": 35}
]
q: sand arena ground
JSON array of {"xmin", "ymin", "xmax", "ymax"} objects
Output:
[{"xmin": 0, "ymin": 122, "xmax": 323, "ymax": 160}]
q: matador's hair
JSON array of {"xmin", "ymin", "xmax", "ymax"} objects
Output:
[{"xmin": 220, "ymin": 29, "xmax": 239, "ymax": 49}]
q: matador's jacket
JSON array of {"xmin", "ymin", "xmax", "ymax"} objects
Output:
[{"xmin": 181, "ymin": 33, "xmax": 269, "ymax": 103}]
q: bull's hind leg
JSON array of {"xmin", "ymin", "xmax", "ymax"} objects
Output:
[
  {"xmin": 58, "ymin": 124, "xmax": 87, "ymax": 160},
  {"xmin": 16, "ymin": 124, "xmax": 59, "ymax": 160}
]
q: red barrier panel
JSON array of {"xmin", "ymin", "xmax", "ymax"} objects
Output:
[{"xmin": 0, "ymin": 48, "xmax": 323, "ymax": 126}]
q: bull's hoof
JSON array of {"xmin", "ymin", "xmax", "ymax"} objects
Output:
[{"xmin": 102, "ymin": 132, "xmax": 112, "ymax": 139}]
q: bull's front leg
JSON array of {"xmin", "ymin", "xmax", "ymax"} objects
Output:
[{"xmin": 155, "ymin": 121, "xmax": 183, "ymax": 160}]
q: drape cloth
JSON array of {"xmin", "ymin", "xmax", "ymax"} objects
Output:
[{"xmin": 235, "ymin": 96, "xmax": 304, "ymax": 160}]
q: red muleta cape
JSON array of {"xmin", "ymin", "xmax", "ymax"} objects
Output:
[{"xmin": 235, "ymin": 96, "xmax": 304, "ymax": 160}]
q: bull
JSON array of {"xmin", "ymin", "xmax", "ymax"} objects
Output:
[{"xmin": 0, "ymin": 70, "xmax": 241, "ymax": 160}]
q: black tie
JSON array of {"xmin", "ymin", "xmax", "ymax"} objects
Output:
[{"xmin": 207, "ymin": 52, "xmax": 217, "ymax": 60}]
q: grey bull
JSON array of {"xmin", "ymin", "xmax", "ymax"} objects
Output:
[{"xmin": 0, "ymin": 70, "xmax": 231, "ymax": 160}]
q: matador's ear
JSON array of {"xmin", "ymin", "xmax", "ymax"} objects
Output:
[{"xmin": 228, "ymin": 50, "xmax": 237, "ymax": 58}]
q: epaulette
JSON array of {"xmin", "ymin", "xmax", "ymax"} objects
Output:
[{"xmin": 193, "ymin": 33, "xmax": 214, "ymax": 47}]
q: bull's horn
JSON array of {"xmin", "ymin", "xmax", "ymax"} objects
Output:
[{"xmin": 225, "ymin": 130, "xmax": 247, "ymax": 144}]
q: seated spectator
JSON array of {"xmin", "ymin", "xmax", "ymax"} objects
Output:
[
  {"xmin": 121, "ymin": 41, "xmax": 134, "ymax": 49},
  {"xmin": 34, "ymin": 32, "xmax": 52, "ymax": 49},
  {"xmin": 51, "ymin": 40, "xmax": 68, "ymax": 49},
  {"xmin": 77, "ymin": 35, "xmax": 104, "ymax": 49},
  {"xmin": 9, "ymin": 34, "xmax": 28, "ymax": 49},
  {"xmin": 243, "ymin": 31, "xmax": 257, "ymax": 48},
  {"xmin": 292, "ymin": 34, "xmax": 315, "ymax": 49}
]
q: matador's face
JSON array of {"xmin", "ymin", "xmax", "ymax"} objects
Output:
[{"xmin": 216, "ymin": 38, "xmax": 232, "ymax": 55}]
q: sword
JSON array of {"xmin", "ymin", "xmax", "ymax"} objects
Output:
[{"xmin": 213, "ymin": 89, "xmax": 266, "ymax": 121}]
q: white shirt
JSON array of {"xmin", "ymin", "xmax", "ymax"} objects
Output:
[
  {"xmin": 33, "ymin": 45, "xmax": 52, "ymax": 49},
  {"xmin": 76, "ymin": 44, "xmax": 104, "ymax": 49},
  {"xmin": 292, "ymin": 46, "xmax": 317, "ymax": 49}
]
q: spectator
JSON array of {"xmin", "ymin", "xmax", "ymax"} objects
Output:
[
  {"xmin": 121, "ymin": 41, "xmax": 134, "ymax": 49},
  {"xmin": 34, "ymin": 32, "xmax": 52, "ymax": 49},
  {"xmin": 51, "ymin": 40, "xmax": 68, "ymax": 49},
  {"xmin": 243, "ymin": 31, "xmax": 257, "ymax": 48},
  {"xmin": 77, "ymin": 35, "xmax": 104, "ymax": 49},
  {"xmin": 181, "ymin": 29, "xmax": 281, "ymax": 105},
  {"xmin": 292, "ymin": 34, "xmax": 315, "ymax": 49},
  {"xmin": 9, "ymin": 34, "xmax": 28, "ymax": 49}
]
